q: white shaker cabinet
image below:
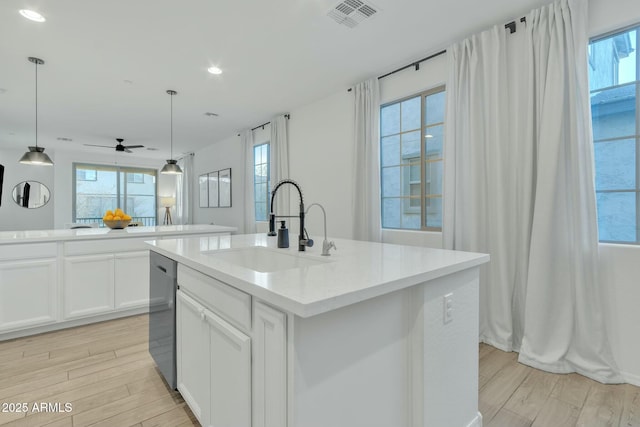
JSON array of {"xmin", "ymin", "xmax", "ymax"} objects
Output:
[
  {"xmin": 114, "ymin": 250, "xmax": 150, "ymax": 310},
  {"xmin": 63, "ymin": 240, "xmax": 153, "ymax": 319},
  {"xmin": 177, "ymin": 289, "xmax": 252, "ymax": 427},
  {"xmin": 0, "ymin": 226, "xmax": 236, "ymax": 340},
  {"xmin": 253, "ymin": 301, "xmax": 287, "ymax": 427},
  {"xmin": 63, "ymin": 254, "xmax": 115, "ymax": 319},
  {"xmin": 207, "ymin": 307, "xmax": 251, "ymax": 427},
  {"xmin": 176, "ymin": 290, "xmax": 209, "ymax": 423},
  {"xmin": 0, "ymin": 246, "xmax": 57, "ymax": 332}
]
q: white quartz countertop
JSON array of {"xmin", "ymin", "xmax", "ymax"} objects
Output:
[
  {"xmin": 147, "ymin": 233, "xmax": 490, "ymax": 318},
  {"xmin": 0, "ymin": 224, "xmax": 237, "ymax": 245}
]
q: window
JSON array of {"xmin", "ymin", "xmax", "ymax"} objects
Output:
[
  {"xmin": 589, "ymin": 26, "xmax": 639, "ymax": 243},
  {"xmin": 126, "ymin": 173, "xmax": 145, "ymax": 184},
  {"xmin": 380, "ymin": 86, "xmax": 445, "ymax": 230},
  {"xmin": 254, "ymin": 143, "xmax": 270, "ymax": 221},
  {"xmin": 73, "ymin": 163, "xmax": 157, "ymax": 227},
  {"xmin": 77, "ymin": 169, "xmax": 97, "ymax": 181}
]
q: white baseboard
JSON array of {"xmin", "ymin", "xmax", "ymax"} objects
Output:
[
  {"xmin": 0, "ymin": 306, "xmax": 148, "ymax": 341},
  {"xmin": 466, "ymin": 411, "xmax": 483, "ymax": 427},
  {"xmin": 622, "ymin": 370, "xmax": 640, "ymax": 387}
]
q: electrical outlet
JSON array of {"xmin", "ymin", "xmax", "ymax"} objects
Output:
[{"xmin": 443, "ymin": 293, "xmax": 453, "ymax": 324}]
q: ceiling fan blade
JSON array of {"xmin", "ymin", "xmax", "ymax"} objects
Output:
[
  {"xmin": 124, "ymin": 145, "xmax": 144, "ymax": 149},
  {"xmin": 124, "ymin": 148, "xmax": 133, "ymax": 153},
  {"xmin": 84, "ymin": 144, "xmax": 114, "ymax": 148}
]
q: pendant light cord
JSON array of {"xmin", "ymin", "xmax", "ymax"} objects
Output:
[
  {"xmin": 35, "ymin": 60, "xmax": 38, "ymax": 149},
  {"xmin": 170, "ymin": 92, "xmax": 173, "ymax": 159}
]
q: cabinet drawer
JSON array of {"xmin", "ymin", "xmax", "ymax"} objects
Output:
[
  {"xmin": 178, "ymin": 264, "xmax": 251, "ymax": 333},
  {"xmin": 0, "ymin": 242, "xmax": 57, "ymax": 261},
  {"xmin": 65, "ymin": 238, "xmax": 149, "ymax": 256}
]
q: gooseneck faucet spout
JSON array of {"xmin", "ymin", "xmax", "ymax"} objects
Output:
[
  {"xmin": 305, "ymin": 203, "xmax": 336, "ymax": 256},
  {"xmin": 268, "ymin": 179, "xmax": 311, "ymax": 251}
]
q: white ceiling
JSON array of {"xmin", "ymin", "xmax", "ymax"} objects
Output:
[{"xmin": 0, "ymin": 0, "xmax": 551, "ymax": 160}]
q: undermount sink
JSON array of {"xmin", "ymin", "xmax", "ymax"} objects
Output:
[{"xmin": 202, "ymin": 246, "xmax": 328, "ymax": 273}]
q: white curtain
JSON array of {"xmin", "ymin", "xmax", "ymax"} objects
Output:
[
  {"xmin": 270, "ymin": 115, "xmax": 290, "ymax": 216},
  {"xmin": 444, "ymin": 0, "xmax": 621, "ymax": 382},
  {"xmin": 242, "ymin": 129, "xmax": 256, "ymax": 234},
  {"xmin": 175, "ymin": 154, "xmax": 194, "ymax": 225},
  {"xmin": 352, "ymin": 78, "xmax": 381, "ymax": 242}
]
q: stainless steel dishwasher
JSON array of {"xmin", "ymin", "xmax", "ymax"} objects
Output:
[{"xmin": 149, "ymin": 250, "xmax": 177, "ymax": 389}]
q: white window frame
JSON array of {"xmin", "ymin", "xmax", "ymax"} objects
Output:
[
  {"xmin": 590, "ymin": 24, "xmax": 640, "ymax": 244},
  {"xmin": 253, "ymin": 143, "xmax": 270, "ymax": 222}
]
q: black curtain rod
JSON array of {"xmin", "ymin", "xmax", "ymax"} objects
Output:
[
  {"xmin": 347, "ymin": 49, "xmax": 447, "ymax": 92},
  {"xmin": 347, "ymin": 16, "xmax": 526, "ymax": 93},
  {"xmin": 505, "ymin": 16, "xmax": 527, "ymax": 34},
  {"xmin": 237, "ymin": 114, "xmax": 290, "ymax": 137},
  {"xmin": 378, "ymin": 49, "xmax": 447, "ymax": 80}
]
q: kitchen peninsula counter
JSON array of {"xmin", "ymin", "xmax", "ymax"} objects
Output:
[
  {"xmin": 0, "ymin": 224, "xmax": 236, "ymax": 340},
  {"xmin": 0, "ymin": 224, "xmax": 236, "ymax": 245}
]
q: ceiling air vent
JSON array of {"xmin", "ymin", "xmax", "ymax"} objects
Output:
[{"xmin": 327, "ymin": 0, "xmax": 378, "ymax": 28}]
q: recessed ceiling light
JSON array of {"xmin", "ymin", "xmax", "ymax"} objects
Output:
[
  {"xmin": 204, "ymin": 112, "xmax": 219, "ymax": 117},
  {"xmin": 57, "ymin": 137, "xmax": 73, "ymax": 142},
  {"xmin": 0, "ymin": 88, "xmax": 7, "ymax": 94},
  {"xmin": 146, "ymin": 147, "xmax": 159, "ymax": 151},
  {"xmin": 207, "ymin": 66, "xmax": 222, "ymax": 75},
  {"xmin": 123, "ymin": 79, "xmax": 134, "ymax": 85},
  {"xmin": 19, "ymin": 9, "xmax": 46, "ymax": 22}
]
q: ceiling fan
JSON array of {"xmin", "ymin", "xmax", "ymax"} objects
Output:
[{"xmin": 84, "ymin": 138, "xmax": 144, "ymax": 153}]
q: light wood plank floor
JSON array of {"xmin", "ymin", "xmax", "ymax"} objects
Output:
[
  {"xmin": 0, "ymin": 315, "xmax": 198, "ymax": 427},
  {"xmin": 480, "ymin": 343, "xmax": 640, "ymax": 427},
  {"xmin": 1, "ymin": 316, "xmax": 639, "ymax": 426}
]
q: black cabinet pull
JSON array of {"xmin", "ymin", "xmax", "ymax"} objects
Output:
[{"xmin": 156, "ymin": 265, "xmax": 167, "ymax": 273}]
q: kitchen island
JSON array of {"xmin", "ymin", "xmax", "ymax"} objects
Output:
[
  {"xmin": 148, "ymin": 233, "xmax": 489, "ymax": 427},
  {"xmin": 0, "ymin": 225, "xmax": 235, "ymax": 340}
]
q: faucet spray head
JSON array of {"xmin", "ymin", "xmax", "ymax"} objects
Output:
[{"xmin": 268, "ymin": 213, "xmax": 277, "ymax": 236}]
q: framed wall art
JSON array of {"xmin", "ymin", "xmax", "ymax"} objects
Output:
[
  {"xmin": 208, "ymin": 171, "xmax": 219, "ymax": 208},
  {"xmin": 219, "ymin": 168, "xmax": 231, "ymax": 208},
  {"xmin": 198, "ymin": 174, "xmax": 208, "ymax": 208}
]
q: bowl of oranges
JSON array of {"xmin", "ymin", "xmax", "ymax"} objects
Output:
[{"xmin": 103, "ymin": 208, "xmax": 132, "ymax": 229}]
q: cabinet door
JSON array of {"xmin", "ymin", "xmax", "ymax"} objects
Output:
[
  {"xmin": 114, "ymin": 250, "xmax": 150, "ymax": 310},
  {"xmin": 206, "ymin": 310, "xmax": 251, "ymax": 427},
  {"xmin": 64, "ymin": 254, "xmax": 114, "ymax": 319},
  {"xmin": 176, "ymin": 290, "xmax": 209, "ymax": 426},
  {"xmin": 253, "ymin": 301, "xmax": 287, "ymax": 427},
  {"xmin": 0, "ymin": 259, "xmax": 57, "ymax": 331}
]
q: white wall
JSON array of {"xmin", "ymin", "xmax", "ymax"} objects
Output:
[
  {"xmin": 288, "ymin": 90, "xmax": 354, "ymax": 239},
  {"xmin": 192, "ymin": 134, "xmax": 245, "ymax": 230},
  {"xmin": 599, "ymin": 244, "xmax": 640, "ymax": 385},
  {"xmin": 0, "ymin": 148, "xmax": 55, "ymax": 231},
  {"xmin": 53, "ymin": 150, "xmax": 176, "ymax": 229}
]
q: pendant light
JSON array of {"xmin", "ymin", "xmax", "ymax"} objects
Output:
[
  {"xmin": 160, "ymin": 90, "xmax": 183, "ymax": 174},
  {"xmin": 19, "ymin": 57, "xmax": 53, "ymax": 166}
]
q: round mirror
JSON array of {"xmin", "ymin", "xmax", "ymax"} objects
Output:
[{"xmin": 12, "ymin": 181, "xmax": 51, "ymax": 209}]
